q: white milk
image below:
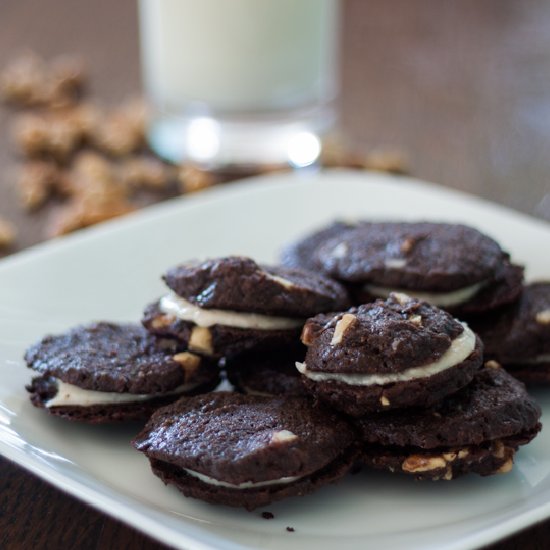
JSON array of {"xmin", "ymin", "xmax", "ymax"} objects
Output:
[
  {"xmin": 140, "ymin": 0, "xmax": 338, "ymax": 112},
  {"xmin": 139, "ymin": 0, "xmax": 339, "ymax": 165}
]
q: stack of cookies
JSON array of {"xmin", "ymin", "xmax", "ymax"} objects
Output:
[
  {"xmin": 282, "ymin": 220, "xmax": 550, "ymax": 384},
  {"xmin": 25, "ymin": 322, "xmax": 221, "ymax": 422},
  {"xmin": 24, "ymin": 221, "xmax": 547, "ymax": 511}
]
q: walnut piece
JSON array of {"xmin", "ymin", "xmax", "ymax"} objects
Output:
[
  {"xmin": 47, "ymin": 152, "xmax": 133, "ymax": 236},
  {"xmin": 402, "ymin": 455, "xmax": 446, "ymax": 473},
  {"xmin": 0, "ymin": 217, "xmax": 17, "ymax": 249},
  {"xmin": 189, "ymin": 326, "xmax": 214, "ymax": 356},
  {"xmin": 442, "ymin": 468, "xmax": 453, "ymax": 481},
  {"xmin": 118, "ymin": 157, "xmax": 172, "ymax": 191},
  {"xmin": 330, "ymin": 313, "xmax": 356, "ymax": 345},
  {"xmin": 400, "ymin": 237, "xmax": 416, "ymax": 254},
  {"xmin": 17, "ymin": 161, "xmax": 61, "ymax": 210},
  {"xmin": 320, "ymin": 136, "xmax": 408, "ymax": 174},
  {"xmin": 392, "ymin": 292, "xmax": 412, "ymax": 306},
  {"xmin": 535, "ymin": 309, "xmax": 550, "ymax": 325},
  {"xmin": 320, "ymin": 138, "xmax": 367, "ymax": 169},
  {"xmin": 363, "ymin": 148, "xmax": 408, "ymax": 174},
  {"xmin": 92, "ymin": 99, "xmax": 148, "ymax": 157},
  {"xmin": 177, "ymin": 164, "xmax": 218, "ymax": 193},
  {"xmin": 264, "ymin": 273, "xmax": 297, "ymax": 290},
  {"xmin": 59, "ymin": 103, "xmax": 102, "ymax": 141},
  {"xmin": 492, "ymin": 440, "xmax": 505, "ymax": 459},
  {"xmin": 70, "ymin": 151, "xmax": 118, "ymax": 191},
  {"xmin": 0, "ymin": 51, "xmax": 47, "ymax": 106},
  {"xmin": 46, "ymin": 54, "xmax": 87, "ymax": 107},
  {"xmin": 49, "ymin": 198, "xmax": 135, "ymax": 237},
  {"xmin": 93, "ymin": 114, "xmax": 142, "ymax": 157},
  {"xmin": 300, "ymin": 324, "xmax": 317, "ymax": 347},
  {"xmin": 12, "ymin": 112, "xmax": 83, "ymax": 160},
  {"xmin": 495, "ymin": 458, "xmax": 513, "ymax": 474},
  {"xmin": 270, "ymin": 430, "xmax": 298, "ymax": 444},
  {"xmin": 380, "ymin": 395, "xmax": 390, "ymax": 407},
  {"xmin": 0, "ymin": 52, "xmax": 86, "ymax": 108},
  {"xmin": 151, "ymin": 314, "xmax": 176, "ymax": 329},
  {"xmin": 409, "ymin": 314, "xmax": 422, "ymax": 326},
  {"xmin": 173, "ymin": 352, "xmax": 201, "ymax": 380}
]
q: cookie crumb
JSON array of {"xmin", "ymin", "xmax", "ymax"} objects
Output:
[
  {"xmin": 261, "ymin": 511, "xmax": 274, "ymax": 520},
  {"xmin": 286, "ymin": 526, "xmax": 295, "ymax": 532}
]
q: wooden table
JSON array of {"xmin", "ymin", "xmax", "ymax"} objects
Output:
[{"xmin": 1, "ymin": 1, "xmax": 549, "ymax": 548}]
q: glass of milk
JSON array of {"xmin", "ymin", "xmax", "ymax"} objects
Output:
[{"xmin": 138, "ymin": 0, "xmax": 340, "ymax": 168}]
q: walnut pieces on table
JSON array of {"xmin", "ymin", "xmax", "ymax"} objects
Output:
[
  {"xmin": 0, "ymin": 50, "xmax": 409, "ymax": 244},
  {"xmin": 0, "ymin": 50, "xmax": 86, "ymax": 109},
  {"xmin": 0, "ymin": 52, "xmax": 187, "ymax": 240}
]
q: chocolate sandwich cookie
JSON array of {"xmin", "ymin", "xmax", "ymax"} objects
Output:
[
  {"xmin": 298, "ymin": 293, "xmax": 483, "ymax": 416},
  {"xmin": 132, "ymin": 392, "xmax": 357, "ymax": 510},
  {"xmin": 225, "ymin": 347, "xmax": 309, "ymax": 397},
  {"xmin": 280, "ymin": 220, "xmax": 358, "ymax": 272},
  {"xmin": 312, "ymin": 221, "xmax": 523, "ymax": 314},
  {"xmin": 25, "ymin": 322, "xmax": 220, "ymax": 423},
  {"xmin": 472, "ymin": 282, "xmax": 550, "ymax": 384},
  {"xmin": 143, "ymin": 256, "xmax": 350, "ymax": 359},
  {"xmin": 357, "ymin": 365, "xmax": 542, "ymax": 480}
]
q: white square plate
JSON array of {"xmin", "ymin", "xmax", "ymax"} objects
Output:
[{"xmin": 1, "ymin": 170, "xmax": 550, "ymax": 550}]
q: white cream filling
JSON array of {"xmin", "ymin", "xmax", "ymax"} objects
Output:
[
  {"xmin": 296, "ymin": 323, "xmax": 476, "ymax": 386},
  {"xmin": 183, "ymin": 468, "xmax": 302, "ymax": 489},
  {"xmin": 364, "ymin": 281, "xmax": 486, "ymax": 307},
  {"xmin": 45, "ymin": 379, "xmax": 199, "ymax": 408},
  {"xmin": 159, "ymin": 292, "xmax": 303, "ymax": 330}
]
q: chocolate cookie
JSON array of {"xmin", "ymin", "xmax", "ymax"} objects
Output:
[
  {"xmin": 280, "ymin": 221, "xmax": 358, "ymax": 272},
  {"xmin": 472, "ymin": 282, "xmax": 550, "ymax": 383},
  {"xmin": 132, "ymin": 392, "xmax": 358, "ymax": 510},
  {"xmin": 25, "ymin": 322, "xmax": 220, "ymax": 422},
  {"xmin": 298, "ymin": 293, "xmax": 483, "ymax": 416},
  {"xmin": 225, "ymin": 347, "xmax": 309, "ymax": 397},
  {"xmin": 143, "ymin": 256, "xmax": 350, "ymax": 359},
  {"xmin": 356, "ymin": 365, "xmax": 542, "ymax": 480},
  {"xmin": 301, "ymin": 221, "xmax": 523, "ymax": 314}
]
